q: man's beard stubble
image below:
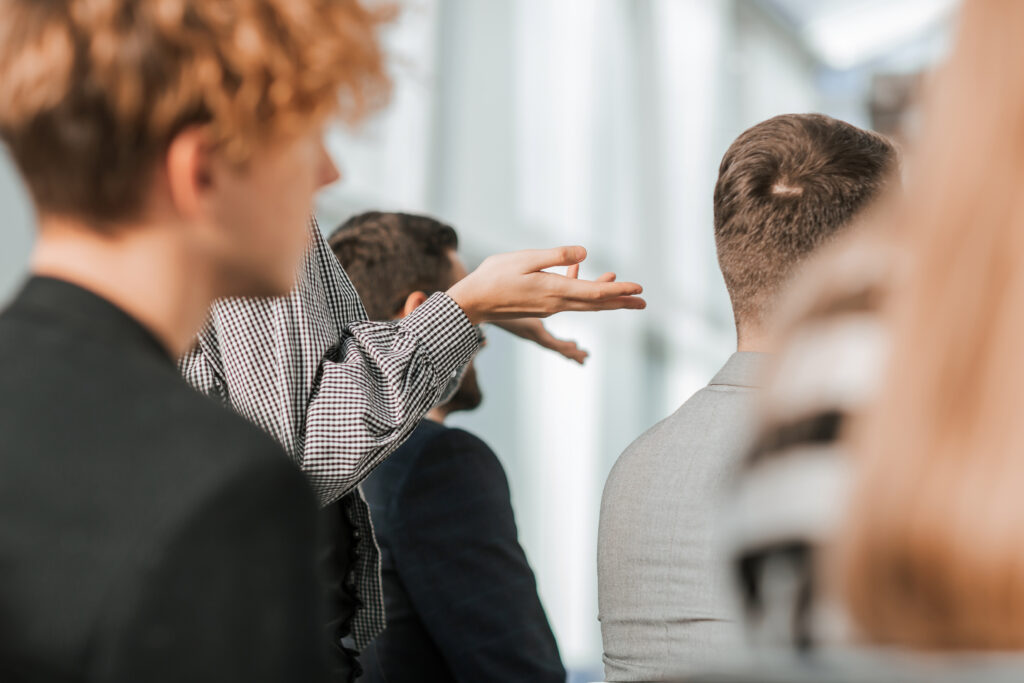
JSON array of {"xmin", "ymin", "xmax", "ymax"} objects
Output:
[{"xmin": 443, "ymin": 363, "xmax": 483, "ymax": 415}]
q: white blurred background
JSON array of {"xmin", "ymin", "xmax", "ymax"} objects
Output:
[{"xmin": 0, "ymin": 0, "xmax": 957, "ymax": 678}]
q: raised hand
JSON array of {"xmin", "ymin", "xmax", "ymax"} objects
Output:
[
  {"xmin": 495, "ymin": 318, "xmax": 590, "ymax": 364},
  {"xmin": 494, "ymin": 269, "xmax": 620, "ymax": 364},
  {"xmin": 446, "ymin": 246, "xmax": 644, "ymax": 325}
]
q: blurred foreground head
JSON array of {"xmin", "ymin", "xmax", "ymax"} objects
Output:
[
  {"xmin": 839, "ymin": 0, "xmax": 1024, "ymax": 651},
  {"xmin": 0, "ymin": 0, "xmax": 391, "ymax": 296},
  {"xmin": 713, "ymin": 114, "xmax": 898, "ymax": 346}
]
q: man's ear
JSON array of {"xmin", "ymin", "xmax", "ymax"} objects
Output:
[
  {"xmin": 396, "ymin": 291, "xmax": 430, "ymax": 319},
  {"xmin": 165, "ymin": 126, "xmax": 213, "ymax": 220}
]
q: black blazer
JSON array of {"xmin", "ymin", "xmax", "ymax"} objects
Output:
[
  {"xmin": 0, "ymin": 277, "xmax": 328, "ymax": 682},
  {"xmin": 358, "ymin": 420, "xmax": 565, "ymax": 683}
]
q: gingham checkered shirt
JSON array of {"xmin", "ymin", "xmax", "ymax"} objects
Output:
[{"xmin": 179, "ymin": 217, "xmax": 481, "ymax": 649}]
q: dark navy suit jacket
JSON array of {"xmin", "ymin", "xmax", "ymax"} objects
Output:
[{"xmin": 358, "ymin": 420, "xmax": 565, "ymax": 683}]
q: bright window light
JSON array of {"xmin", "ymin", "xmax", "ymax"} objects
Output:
[{"xmin": 800, "ymin": 0, "xmax": 957, "ymax": 69}]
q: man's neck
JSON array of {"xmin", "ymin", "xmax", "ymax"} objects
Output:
[
  {"xmin": 31, "ymin": 217, "xmax": 218, "ymax": 358},
  {"xmin": 736, "ymin": 325, "xmax": 770, "ymax": 354},
  {"xmin": 425, "ymin": 407, "xmax": 449, "ymax": 424}
]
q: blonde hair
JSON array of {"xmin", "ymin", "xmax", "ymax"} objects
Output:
[
  {"xmin": 0, "ymin": 0, "xmax": 392, "ymax": 222},
  {"xmin": 837, "ymin": 0, "xmax": 1024, "ymax": 650}
]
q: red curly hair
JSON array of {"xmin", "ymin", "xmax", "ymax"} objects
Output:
[{"xmin": 0, "ymin": 0, "xmax": 393, "ymax": 224}]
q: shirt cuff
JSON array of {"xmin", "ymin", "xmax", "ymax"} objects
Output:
[{"xmin": 398, "ymin": 292, "xmax": 483, "ymax": 382}]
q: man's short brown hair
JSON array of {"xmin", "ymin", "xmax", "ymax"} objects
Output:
[
  {"xmin": 328, "ymin": 212, "xmax": 459, "ymax": 320},
  {"xmin": 0, "ymin": 0, "xmax": 391, "ymax": 225},
  {"xmin": 713, "ymin": 113, "xmax": 898, "ymax": 329}
]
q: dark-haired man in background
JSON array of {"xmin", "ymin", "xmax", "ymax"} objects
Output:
[
  {"xmin": 597, "ymin": 114, "xmax": 899, "ymax": 681},
  {"xmin": 329, "ymin": 212, "xmax": 567, "ymax": 683}
]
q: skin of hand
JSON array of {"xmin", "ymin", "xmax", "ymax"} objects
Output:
[
  {"xmin": 493, "ymin": 318, "xmax": 589, "ymax": 365},
  {"xmin": 494, "ymin": 270, "xmax": 618, "ymax": 365},
  {"xmin": 446, "ymin": 246, "xmax": 644, "ymax": 325}
]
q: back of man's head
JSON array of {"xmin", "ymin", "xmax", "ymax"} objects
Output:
[
  {"xmin": 713, "ymin": 113, "xmax": 898, "ymax": 338},
  {"xmin": 328, "ymin": 212, "xmax": 459, "ymax": 320}
]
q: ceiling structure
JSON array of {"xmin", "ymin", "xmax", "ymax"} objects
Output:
[{"xmin": 760, "ymin": 0, "xmax": 958, "ymax": 69}]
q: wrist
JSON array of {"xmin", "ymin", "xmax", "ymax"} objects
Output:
[{"xmin": 446, "ymin": 281, "xmax": 484, "ymax": 325}]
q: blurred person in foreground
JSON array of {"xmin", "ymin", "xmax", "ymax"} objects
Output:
[
  {"xmin": 329, "ymin": 212, "xmax": 571, "ymax": 683},
  {"xmin": 728, "ymin": 0, "xmax": 1024, "ymax": 668},
  {"xmin": 0, "ymin": 0, "xmax": 362, "ymax": 679},
  {"xmin": 597, "ymin": 114, "xmax": 897, "ymax": 681},
  {"xmin": 837, "ymin": 0, "xmax": 1024, "ymax": 652},
  {"xmin": 0, "ymin": 0, "xmax": 646, "ymax": 681}
]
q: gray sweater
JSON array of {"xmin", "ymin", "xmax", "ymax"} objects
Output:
[{"xmin": 598, "ymin": 352, "xmax": 766, "ymax": 681}]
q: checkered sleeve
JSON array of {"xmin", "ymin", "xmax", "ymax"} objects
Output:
[
  {"xmin": 179, "ymin": 216, "xmax": 482, "ymax": 505},
  {"xmin": 179, "ymin": 215, "xmax": 481, "ymax": 648}
]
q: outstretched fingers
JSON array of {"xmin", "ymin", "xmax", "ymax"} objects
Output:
[
  {"xmin": 557, "ymin": 276, "xmax": 643, "ymax": 302},
  {"xmin": 568, "ymin": 266, "xmax": 614, "ymax": 283},
  {"xmin": 517, "ymin": 246, "xmax": 588, "ymax": 272},
  {"xmin": 563, "ymin": 296, "xmax": 647, "ymax": 312},
  {"xmin": 554, "ymin": 340, "xmax": 589, "ymax": 364}
]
